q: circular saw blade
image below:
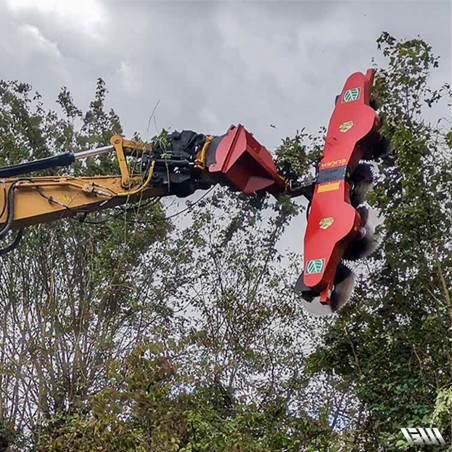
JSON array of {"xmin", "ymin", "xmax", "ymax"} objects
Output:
[
  {"xmin": 300, "ymin": 296, "xmax": 335, "ymax": 317},
  {"xmin": 296, "ymin": 273, "xmax": 334, "ymax": 317},
  {"xmin": 343, "ymin": 219, "xmax": 377, "ymax": 261},
  {"xmin": 330, "ymin": 263, "xmax": 356, "ymax": 311},
  {"xmin": 350, "ymin": 163, "xmax": 374, "ymax": 207}
]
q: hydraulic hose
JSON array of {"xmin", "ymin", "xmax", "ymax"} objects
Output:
[
  {"xmin": 0, "ymin": 180, "xmax": 21, "ymax": 240},
  {"xmin": 0, "ymin": 229, "xmax": 24, "ymax": 256},
  {"xmin": 0, "ymin": 153, "xmax": 75, "ymax": 178}
]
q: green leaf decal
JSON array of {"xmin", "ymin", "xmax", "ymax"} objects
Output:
[
  {"xmin": 305, "ymin": 259, "xmax": 325, "ymax": 275},
  {"xmin": 342, "ymin": 87, "xmax": 361, "ymax": 102}
]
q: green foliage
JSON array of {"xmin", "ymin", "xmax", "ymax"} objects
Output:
[
  {"xmin": 0, "ymin": 76, "xmax": 326, "ymax": 450},
  {"xmin": 274, "ymin": 128, "xmax": 323, "ymax": 181},
  {"xmin": 152, "ymin": 129, "xmax": 171, "ymax": 155},
  {"xmin": 0, "ymin": 79, "xmax": 171, "ymax": 451},
  {"xmin": 36, "ymin": 335, "xmax": 332, "ymax": 452},
  {"xmin": 0, "ymin": 418, "xmax": 16, "ymax": 452},
  {"xmin": 432, "ymin": 387, "xmax": 452, "ymax": 433}
]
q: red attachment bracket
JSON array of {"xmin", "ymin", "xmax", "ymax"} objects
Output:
[{"xmin": 208, "ymin": 125, "xmax": 286, "ymax": 196}]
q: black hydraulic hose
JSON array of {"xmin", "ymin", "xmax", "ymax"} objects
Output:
[
  {"xmin": 0, "ymin": 152, "xmax": 75, "ymax": 178},
  {"xmin": 0, "ymin": 185, "xmax": 6, "ymax": 220},
  {"xmin": 0, "ymin": 180, "xmax": 20, "ymax": 240},
  {"xmin": 0, "ymin": 229, "xmax": 24, "ymax": 256}
]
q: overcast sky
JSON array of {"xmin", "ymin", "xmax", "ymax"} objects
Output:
[
  {"xmin": 1, "ymin": 0, "xmax": 450, "ymax": 149},
  {"xmin": 0, "ymin": 0, "xmax": 451, "ymax": 254}
]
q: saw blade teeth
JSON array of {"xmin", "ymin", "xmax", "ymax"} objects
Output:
[
  {"xmin": 372, "ymin": 136, "xmax": 392, "ymax": 161},
  {"xmin": 350, "ymin": 163, "xmax": 374, "ymax": 206},
  {"xmin": 357, "ymin": 205, "xmax": 369, "ymax": 226},
  {"xmin": 330, "ymin": 265, "xmax": 356, "ymax": 312},
  {"xmin": 342, "ymin": 220, "xmax": 377, "ymax": 261},
  {"xmin": 336, "ymin": 262, "xmax": 355, "ymax": 278},
  {"xmin": 352, "ymin": 163, "xmax": 374, "ymax": 181},
  {"xmin": 299, "ymin": 263, "xmax": 358, "ymax": 316},
  {"xmin": 339, "ymin": 260, "xmax": 354, "ymax": 271}
]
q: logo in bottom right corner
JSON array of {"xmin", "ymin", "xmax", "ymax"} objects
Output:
[{"xmin": 401, "ymin": 427, "xmax": 446, "ymax": 446}]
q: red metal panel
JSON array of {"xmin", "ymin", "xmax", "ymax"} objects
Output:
[{"xmin": 208, "ymin": 125, "xmax": 286, "ymax": 195}]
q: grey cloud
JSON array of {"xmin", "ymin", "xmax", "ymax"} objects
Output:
[{"xmin": 0, "ymin": 0, "xmax": 450, "ymax": 150}]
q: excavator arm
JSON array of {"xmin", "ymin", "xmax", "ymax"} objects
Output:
[
  {"xmin": 0, "ymin": 69, "xmax": 387, "ymax": 315},
  {"xmin": 0, "ymin": 125, "xmax": 308, "ymax": 240}
]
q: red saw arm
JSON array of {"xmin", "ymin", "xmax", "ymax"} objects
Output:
[{"xmin": 296, "ymin": 69, "xmax": 387, "ymax": 315}]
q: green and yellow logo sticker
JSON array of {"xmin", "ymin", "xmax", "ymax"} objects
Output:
[
  {"xmin": 339, "ymin": 120, "xmax": 354, "ymax": 132},
  {"xmin": 305, "ymin": 259, "xmax": 325, "ymax": 275},
  {"xmin": 342, "ymin": 88, "xmax": 361, "ymax": 103},
  {"xmin": 319, "ymin": 217, "xmax": 334, "ymax": 229}
]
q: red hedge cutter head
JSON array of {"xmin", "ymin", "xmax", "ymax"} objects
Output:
[{"xmin": 296, "ymin": 69, "xmax": 385, "ymax": 316}]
